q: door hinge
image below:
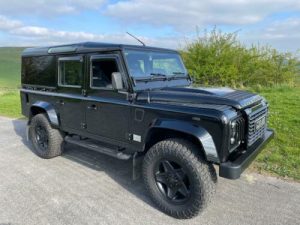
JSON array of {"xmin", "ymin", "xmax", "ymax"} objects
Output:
[
  {"xmin": 127, "ymin": 133, "xmax": 133, "ymax": 141},
  {"xmin": 80, "ymin": 122, "xmax": 87, "ymax": 129},
  {"xmin": 127, "ymin": 93, "xmax": 136, "ymax": 102},
  {"xmin": 82, "ymin": 89, "xmax": 87, "ymax": 96}
]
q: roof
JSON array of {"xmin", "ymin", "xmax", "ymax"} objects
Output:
[{"xmin": 22, "ymin": 42, "xmax": 178, "ymax": 57}]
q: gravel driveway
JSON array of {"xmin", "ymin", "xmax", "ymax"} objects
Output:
[{"xmin": 0, "ymin": 116, "xmax": 299, "ymax": 225}]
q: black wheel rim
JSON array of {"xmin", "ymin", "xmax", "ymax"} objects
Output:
[
  {"xmin": 35, "ymin": 125, "xmax": 48, "ymax": 151},
  {"xmin": 154, "ymin": 160, "xmax": 191, "ymax": 203}
]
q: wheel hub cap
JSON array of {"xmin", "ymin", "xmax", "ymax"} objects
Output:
[{"xmin": 155, "ymin": 160, "xmax": 191, "ymax": 203}]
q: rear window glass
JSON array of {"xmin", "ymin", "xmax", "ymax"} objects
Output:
[
  {"xmin": 22, "ymin": 56, "xmax": 56, "ymax": 86},
  {"xmin": 58, "ymin": 57, "xmax": 83, "ymax": 87}
]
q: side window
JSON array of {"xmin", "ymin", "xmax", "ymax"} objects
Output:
[
  {"xmin": 58, "ymin": 57, "xmax": 83, "ymax": 87},
  {"xmin": 90, "ymin": 57, "xmax": 119, "ymax": 89}
]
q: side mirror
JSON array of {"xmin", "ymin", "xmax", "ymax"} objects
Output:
[{"xmin": 112, "ymin": 72, "xmax": 124, "ymax": 90}]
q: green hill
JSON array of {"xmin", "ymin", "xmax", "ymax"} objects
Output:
[{"xmin": 0, "ymin": 47, "xmax": 26, "ymax": 88}]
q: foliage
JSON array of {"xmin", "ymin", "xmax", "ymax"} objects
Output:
[{"xmin": 181, "ymin": 28, "xmax": 300, "ymax": 87}]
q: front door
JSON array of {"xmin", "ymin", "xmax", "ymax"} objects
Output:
[{"xmin": 85, "ymin": 54, "xmax": 130, "ymax": 143}]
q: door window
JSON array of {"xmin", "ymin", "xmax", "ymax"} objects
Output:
[
  {"xmin": 58, "ymin": 56, "xmax": 83, "ymax": 87},
  {"xmin": 90, "ymin": 57, "xmax": 119, "ymax": 89}
]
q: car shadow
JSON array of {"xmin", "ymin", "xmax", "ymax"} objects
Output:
[{"xmin": 11, "ymin": 119, "xmax": 157, "ymax": 210}]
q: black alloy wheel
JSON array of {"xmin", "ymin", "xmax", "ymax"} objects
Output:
[
  {"xmin": 154, "ymin": 160, "xmax": 191, "ymax": 203},
  {"xmin": 34, "ymin": 125, "xmax": 49, "ymax": 151}
]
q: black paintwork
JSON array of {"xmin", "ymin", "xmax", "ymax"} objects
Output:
[{"xmin": 20, "ymin": 42, "xmax": 274, "ymax": 179}]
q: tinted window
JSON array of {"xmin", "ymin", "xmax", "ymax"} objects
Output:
[
  {"xmin": 22, "ymin": 56, "xmax": 56, "ymax": 86},
  {"xmin": 58, "ymin": 58, "xmax": 83, "ymax": 87},
  {"xmin": 91, "ymin": 58, "xmax": 119, "ymax": 89}
]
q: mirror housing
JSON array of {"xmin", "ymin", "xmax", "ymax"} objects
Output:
[{"xmin": 112, "ymin": 72, "xmax": 124, "ymax": 90}]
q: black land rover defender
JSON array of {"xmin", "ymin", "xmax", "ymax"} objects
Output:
[{"xmin": 20, "ymin": 42, "xmax": 274, "ymax": 219}]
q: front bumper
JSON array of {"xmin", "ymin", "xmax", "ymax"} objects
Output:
[{"xmin": 219, "ymin": 129, "xmax": 274, "ymax": 179}]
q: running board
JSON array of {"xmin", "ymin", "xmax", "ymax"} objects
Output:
[{"xmin": 64, "ymin": 136, "xmax": 131, "ymax": 160}]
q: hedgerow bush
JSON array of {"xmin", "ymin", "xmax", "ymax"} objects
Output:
[{"xmin": 181, "ymin": 28, "xmax": 300, "ymax": 87}]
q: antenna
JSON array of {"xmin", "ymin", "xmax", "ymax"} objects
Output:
[{"xmin": 126, "ymin": 32, "xmax": 146, "ymax": 46}]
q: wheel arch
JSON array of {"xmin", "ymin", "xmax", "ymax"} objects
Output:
[
  {"xmin": 144, "ymin": 120, "xmax": 219, "ymax": 163},
  {"xmin": 29, "ymin": 101, "xmax": 59, "ymax": 128}
]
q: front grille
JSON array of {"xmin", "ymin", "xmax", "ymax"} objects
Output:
[{"xmin": 247, "ymin": 105, "xmax": 268, "ymax": 146}]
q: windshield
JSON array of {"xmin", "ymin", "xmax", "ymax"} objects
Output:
[{"xmin": 124, "ymin": 49, "xmax": 188, "ymax": 79}]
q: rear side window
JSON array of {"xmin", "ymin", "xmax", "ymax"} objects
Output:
[
  {"xmin": 22, "ymin": 56, "xmax": 56, "ymax": 87},
  {"xmin": 58, "ymin": 56, "xmax": 83, "ymax": 87}
]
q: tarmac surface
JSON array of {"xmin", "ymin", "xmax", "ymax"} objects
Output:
[{"xmin": 0, "ymin": 116, "xmax": 299, "ymax": 225}]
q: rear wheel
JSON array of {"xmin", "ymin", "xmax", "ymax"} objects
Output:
[
  {"xmin": 143, "ymin": 138, "xmax": 217, "ymax": 219},
  {"xmin": 29, "ymin": 114, "xmax": 64, "ymax": 159}
]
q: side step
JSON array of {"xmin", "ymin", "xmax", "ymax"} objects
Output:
[{"xmin": 64, "ymin": 136, "xmax": 132, "ymax": 160}]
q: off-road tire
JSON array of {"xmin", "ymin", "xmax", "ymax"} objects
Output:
[
  {"xmin": 143, "ymin": 138, "xmax": 217, "ymax": 219},
  {"xmin": 29, "ymin": 113, "xmax": 64, "ymax": 159}
]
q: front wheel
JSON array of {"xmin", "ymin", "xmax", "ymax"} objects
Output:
[
  {"xmin": 29, "ymin": 113, "xmax": 64, "ymax": 159},
  {"xmin": 143, "ymin": 138, "xmax": 217, "ymax": 219}
]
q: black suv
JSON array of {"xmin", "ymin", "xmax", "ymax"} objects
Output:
[{"xmin": 20, "ymin": 42, "xmax": 274, "ymax": 219}]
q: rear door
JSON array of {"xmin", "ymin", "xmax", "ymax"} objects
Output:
[
  {"xmin": 85, "ymin": 54, "xmax": 130, "ymax": 143},
  {"xmin": 56, "ymin": 55, "xmax": 86, "ymax": 131}
]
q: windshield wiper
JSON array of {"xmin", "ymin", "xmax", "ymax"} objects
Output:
[
  {"xmin": 134, "ymin": 73, "xmax": 168, "ymax": 82},
  {"xmin": 133, "ymin": 72, "xmax": 187, "ymax": 83},
  {"xmin": 168, "ymin": 72, "xmax": 188, "ymax": 80},
  {"xmin": 150, "ymin": 73, "xmax": 167, "ymax": 78},
  {"xmin": 134, "ymin": 73, "xmax": 167, "ymax": 82},
  {"xmin": 172, "ymin": 72, "xmax": 186, "ymax": 75}
]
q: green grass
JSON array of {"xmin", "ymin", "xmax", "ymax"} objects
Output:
[
  {"xmin": 250, "ymin": 86, "xmax": 300, "ymax": 180},
  {"xmin": 0, "ymin": 47, "xmax": 24, "ymax": 118},
  {"xmin": 0, "ymin": 47, "xmax": 299, "ymax": 180},
  {"xmin": 0, "ymin": 47, "xmax": 25, "ymax": 88},
  {"xmin": 0, "ymin": 89, "xmax": 22, "ymax": 118}
]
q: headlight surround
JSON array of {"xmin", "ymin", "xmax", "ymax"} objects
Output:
[
  {"xmin": 229, "ymin": 117, "xmax": 244, "ymax": 152},
  {"xmin": 230, "ymin": 121, "xmax": 237, "ymax": 144}
]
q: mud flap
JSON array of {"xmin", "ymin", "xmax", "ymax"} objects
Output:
[{"xmin": 132, "ymin": 152, "xmax": 144, "ymax": 180}]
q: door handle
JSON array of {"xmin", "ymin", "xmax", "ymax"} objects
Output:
[
  {"xmin": 56, "ymin": 100, "xmax": 64, "ymax": 106},
  {"xmin": 87, "ymin": 104, "xmax": 97, "ymax": 110}
]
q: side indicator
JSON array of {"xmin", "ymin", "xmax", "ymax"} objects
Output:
[{"xmin": 133, "ymin": 134, "xmax": 142, "ymax": 142}]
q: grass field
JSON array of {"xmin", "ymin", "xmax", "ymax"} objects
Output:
[
  {"xmin": 250, "ymin": 86, "xmax": 300, "ymax": 180},
  {"xmin": 0, "ymin": 89, "xmax": 21, "ymax": 118},
  {"xmin": 0, "ymin": 47, "xmax": 25, "ymax": 88},
  {"xmin": 0, "ymin": 47, "xmax": 299, "ymax": 180}
]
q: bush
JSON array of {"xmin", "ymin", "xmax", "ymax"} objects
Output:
[{"xmin": 181, "ymin": 28, "xmax": 300, "ymax": 87}]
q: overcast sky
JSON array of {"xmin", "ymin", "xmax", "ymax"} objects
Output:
[{"xmin": 0, "ymin": 0, "xmax": 299, "ymax": 54}]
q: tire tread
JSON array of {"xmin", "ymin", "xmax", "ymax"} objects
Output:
[
  {"xmin": 143, "ymin": 138, "xmax": 217, "ymax": 219},
  {"xmin": 29, "ymin": 113, "xmax": 64, "ymax": 159}
]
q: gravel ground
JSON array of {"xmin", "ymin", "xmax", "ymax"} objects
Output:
[{"xmin": 0, "ymin": 116, "xmax": 299, "ymax": 225}]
